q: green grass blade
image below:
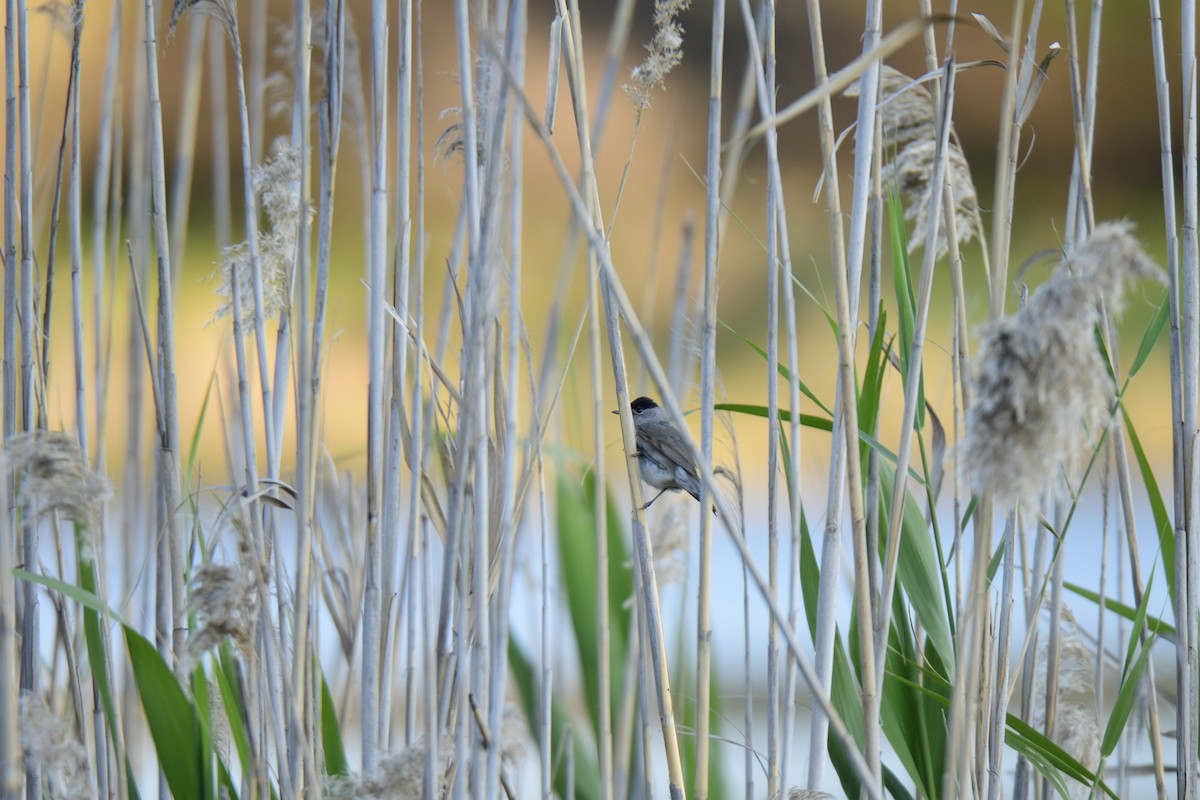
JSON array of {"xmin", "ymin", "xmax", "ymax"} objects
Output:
[
  {"xmin": 125, "ymin": 627, "xmax": 204, "ymax": 800},
  {"xmin": 74, "ymin": 533, "xmax": 142, "ymax": 800},
  {"xmin": 1120, "ymin": 402, "xmax": 1176, "ymax": 613},
  {"xmin": 1127, "ymin": 291, "xmax": 1169, "ymax": 378},
  {"xmin": 1063, "ymin": 581, "xmax": 1175, "ymax": 641},
  {"xmin": 321, "ymin": 667, "xmax": 349, "ymax": 777},
  {"xmin": 1100, "ymin": 637, "xmax": 1154, "ymax": 758},
  {"xmin": 888, "ymin": 192, "xmax": 916, "ymax": 371},
  {"xmin": 856, "ymin": 309, "xmax": 892, "ymax": 460},
  {"xmin": 878, "ymin": 605, "xmax": 939, "ymax": 798},
  {"xmin": 1005, "ymin": 715, "xmax": 1117, "ymax": 798},
  {"xmin": 876, "ymin": 461, "xmax": 954, "ymax": 662},
  {"xmin": 213, "ymin": 646, "xmax": 255, "ymax": 787}
]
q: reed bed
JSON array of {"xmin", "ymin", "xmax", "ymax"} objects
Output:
[{"xmin": 0, "ymin": 0, "xmax": 1194, "ymax": 798}]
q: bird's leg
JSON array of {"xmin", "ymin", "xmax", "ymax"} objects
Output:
[{"xmin": 641, "ymin": 488, "xmax": 668, "ymax": 510}]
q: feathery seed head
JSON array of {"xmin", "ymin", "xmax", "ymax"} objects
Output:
[
  {"xmin": 212, "ymin": 138, "xmax": 310, "ymax": 328},
  {"xmin": 20, "ymin": 693, "xmax": 90, "ymax": 800},
  {"xmin": 846, "ymin": 65, "xmax": 978, "ymax": 258},
  {"xmin": 5, "ymin": 431, "xmax": 110, "ymax": 533},
  {"xmin": 186, "ymin": 562, "xmax": 259, "ymax": 665},
  {"xmin": 965, "ymin": 222, "xmax": 1161, "ymax": 506},
  {"xmin": 328, "ymin": 739, "xmax": 453, "ymax": 799},
  {"xmin": 1027, "ymin": 606, "xmax": 1102, "ymax": 798},
  {"xmin": 625, "ymin": 0, "xmax": 692, "ymax": 111}
]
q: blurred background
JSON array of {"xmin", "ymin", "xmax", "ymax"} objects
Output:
[
  {"xmin": 4, "ymin": 2, "xmax": 1189, "ymax": 795},
  {"xmin": 10, "ymin": 0, "xmax": 1179, "ymax": 487}
]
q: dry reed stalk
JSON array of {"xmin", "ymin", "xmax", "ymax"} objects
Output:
[
  {"xmin": 801, "ymin": 0, "xmax": 880, "ymax": 789},
  {"xmin": 1141, "ymin": 5, "xmax": 1184, "ymax": 794},
  {"xmin": 1179, "ymin": 0, "xmax": 1200, "ymax": 791},
  {"xmin": 873, "ymin": 58, "xmax": 958, "ymax": 702},
  {"xmin": 577, "ymin": 5, "xmax": 614, "ymax": 791},
  {"xmin": 553, "ymin": 0, "xmax": 691, "ymax": 792},
  {"xmin": 360, "ymin": 0, "xmax": 388, "ymax": 775},
  {"xmin": 696, "ymin": 0, "xmax": 721, "ymax": 794},
  {"xmin": 381, "ymin": 0, "xmax": 414, "ymax": 755},
  {"xmin": 2, "ymin": 0, "xmax": 15, "ymax": 454},
  {"xmin": 0, "ymin": 449, "xmax": 14, "ymax": 797},
  {"xmin": 495, "ymin": 41, "xmax": 884, "ymax": 789},
  {"xmin": 143, "ymin": 0, "xmax": 187, "ymax": 686},
  {"xmin": 487, "ymin": 9, "xmax": 527, "ymax": 794},
  {"xmin": 286, "ymin": 0, "xmax": 317, "ymax": 792},
  {"xmin": 840, "ymin": 34, "xmax": 887, "ymax": 793},
  {"xmin": 732, "ymin": 0, "xmax": 807, "ymax": 789},
  {"xmin": 14, "ymin": 6, "xmax": 39, "ymax": 798},
  {"xmin": 943, "ymin": 13, "xmax": 1050, "ymax": 779}
]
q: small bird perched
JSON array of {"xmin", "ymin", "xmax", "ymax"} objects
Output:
[{"xmin": 613, "ymin": 396, "xmax": 707, "ymax": 510}]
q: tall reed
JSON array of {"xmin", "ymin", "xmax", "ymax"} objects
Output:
[{"xmin": 1, "ymin": 2, "xmax": 1197, "ymax": 799}]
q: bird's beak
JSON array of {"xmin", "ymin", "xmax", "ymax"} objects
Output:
[{"xmin": 611, "ymin": 409, "xmax": 620, "ymax": 415}]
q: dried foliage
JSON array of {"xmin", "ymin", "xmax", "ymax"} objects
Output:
[
  {"xmin": 624, "ymin": 0, "xmax": 692, "ymax": 111},
  {"xmin": 186, "ymin": 562, "xmax": 259, "ymax": 665},
  {"xmin": 846, "ymin": 66, "xmax": 978, "ymax": 258},
  {"xmin": 1027, "ymin": 607, "xmax": 1102, "ymax": 798},
  {"xmin": 5, "ymin": 431, "xmax": 110, "ymax": 532},
  {"xmin": 964, "ymin": 221, "xmax": 1161, "ymax": 506},
  {"xmin": 327, "ymin": 739, "xmax": 453, "ymax": 800},
  {"xmin": 19, "ymin": 694, "xmax": 89, "ymax": 800},
  {"xmin": 212, "ymin": 138, "xmax": 311, "ymax": 327}
]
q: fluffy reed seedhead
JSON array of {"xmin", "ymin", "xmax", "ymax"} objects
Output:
[
  {"xmin": 168, "ymin": 0, "xmax": 236, "ymax": 37},
  {"xmin": 20, "ymin": 693, "xmax": 90, "ymax": 800},
  {"xmin": 436, "ymin": 59, "xmax": 511, "ymax": 174},
  {"xmin": 327, "ymin": 738, "xmax": 453, "ymax": 799},
  {"xmin": 964, "ymin": 222, "xmax": 1161, "ymax": 506},
  {"xmin": 212, "ymin": 138, "xmax": 310, "ymax": 328},
  {"xmin": 846, "ymin": 65, "xmax": 978, "ymax": 259},
  {"xmin": 1027, "ymin": 606, "xmax": 1101, "ymax": 798},
  {"xmin": 786, "ymin": 790, "xmax": 836, "ymax": 800},
  {"xmin": 624, "ymin": 0, "xmax": 692, "ymax": 111},
  {"xmin": 186, "ymin": 562, "xmax": 259, "ymax": 666},
  {"xmin": 5, "ymin": 431, "xmax": 110, "ymax": 534},
  {"xmin": 35, "ymin": 0, "xmax": 82, "ymax": 40}
]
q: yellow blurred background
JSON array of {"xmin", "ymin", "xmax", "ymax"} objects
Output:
[{"xmin": 6, "ymin": 0, "xmax": 1179, "ymax": 490}]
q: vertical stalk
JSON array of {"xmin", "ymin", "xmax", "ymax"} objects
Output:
[
  {"xmin": 802, "ymin": 0, "xmax": 877, "ymax": 786},
  {"xmin": 1148, "ymin": 0, "xmax": 1188, "ymax": 795},
  {"xmin": 1178, "ymin": 0, "xmax": 1200, "ymax": 793},
  {"xmin": 2, "ymin": 0, "xmax": 15, "ymax": 449},
  {"xmin": 487, "ymin": 6, "xmax": 525, "ymax": 796},
  {"xmin": 0, "ymin": 452, "xmax": 14, "ymax": 800},
  {"xmin": 362, "ymin": 0, "xmax": 389, "ymax": 773},
  {"xmin": 287, "ymin": 0, "xmax": 316, "ymax": 792},
  {"xmin": 15, "ymin": 4, "xmax": 37, "ymax": 795},
  {"xmin": 695, "ymin": 0, "xmax": 725, "ymax": 796},
  {"xmin": 554, "ymin": 0, "xmax": 689, "ymax": 791},
  {"xmin": 144, "ymin": 0, "xmax": 182, "ymax": 661}
]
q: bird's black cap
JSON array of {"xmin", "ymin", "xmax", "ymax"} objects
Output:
[{"xmin": 630, "ymin": 396, "xmax": 659, "ymax": 413}]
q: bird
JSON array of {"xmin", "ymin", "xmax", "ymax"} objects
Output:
[{"xmin": 613, "ymin": 396, "xmax": 709, "ymax": 511}]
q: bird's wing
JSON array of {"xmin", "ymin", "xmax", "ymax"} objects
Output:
[{"xmin": 636, "ymin": 421, "xmax": 699, "ymax": 479}]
